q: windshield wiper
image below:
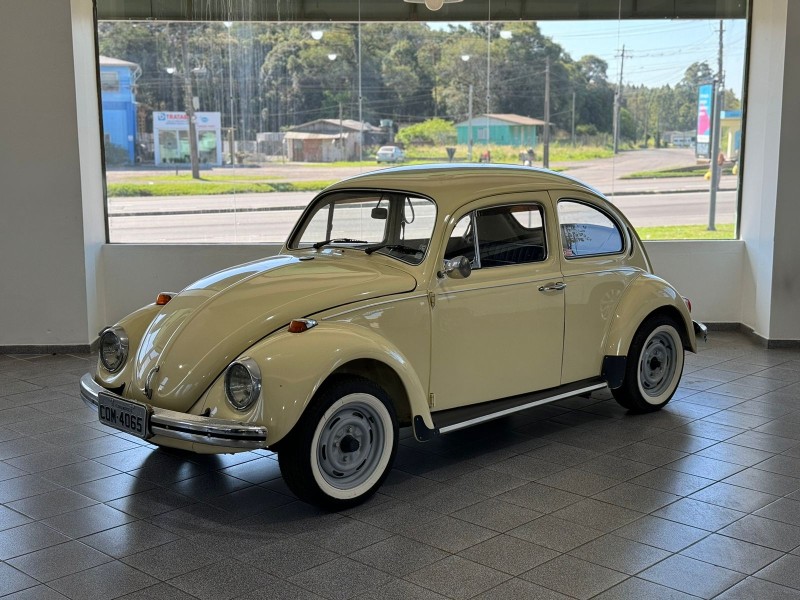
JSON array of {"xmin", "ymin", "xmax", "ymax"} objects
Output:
[
  {"xmin": 312, "ymin": 238, "xmax": 369, "ymax": 249},
  {"xmin": 364, "ymin": 243, "xmax": 422, "ymax": 256}
]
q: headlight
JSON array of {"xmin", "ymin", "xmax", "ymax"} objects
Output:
[
  {"xmin": 224, "ymin": 358, "xmax": 262, "ymax": 411},
  {"xmin": 99, "ymin": 326, "xmax": 129, "ymax": 373}
]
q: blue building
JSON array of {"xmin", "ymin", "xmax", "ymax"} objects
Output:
[
  {"xmin": 456, "ymin": 113, "xmax": 545, "ymax": 147},
  {"xmin": 99, "ymin": 55, "xmax": 140, "ymax": 164}
]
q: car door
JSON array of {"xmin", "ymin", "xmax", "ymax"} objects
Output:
[
  {"xmin": 429, "ymin": 194, "xmax": 565, "ymax": 411},
  {"xmin": 553, "ymin": 192, "xmax": 641, "ymax": 384}
]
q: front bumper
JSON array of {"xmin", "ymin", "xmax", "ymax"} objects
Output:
[
  {"xmin": 80, "ymin": 373, "xmax": 269, "ymax": 450},
  {"xmin": 693, "ymin": 320, "xmax": 708, "ymax": 343}
]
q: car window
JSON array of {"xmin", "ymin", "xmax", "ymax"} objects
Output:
[
  {"xmin": 558, "ymin": 200, "xmax": 624, "ymax": 258},
  {"xmin": 475, "ymin": 204, "xmax": 547, "ymax": 268},
  {"xmin": 296, "ymin": 195, "xmax": 387, "ymax": 245}
]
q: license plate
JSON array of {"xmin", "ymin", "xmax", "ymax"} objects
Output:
[{"xmin": 98, "ymin": 393, "xmax": 150, "ymax": 439}]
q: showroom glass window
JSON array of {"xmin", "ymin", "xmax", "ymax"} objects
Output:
[{"xmin": 95, "ymin": 2, "xmax": 748, "ymax": 244}]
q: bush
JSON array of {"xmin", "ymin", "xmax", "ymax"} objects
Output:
[
  {"xmin": 104, "ymin": 143, "xmax": 130, "ymax": 166},
  {"xmin": 396, "ymin": 118, "xmax": 456, "ymax": 146}
]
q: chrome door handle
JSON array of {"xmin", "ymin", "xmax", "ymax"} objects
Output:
[{"xmin": 538, "ymin": 282, "xmax": 566, "ymax": 292}]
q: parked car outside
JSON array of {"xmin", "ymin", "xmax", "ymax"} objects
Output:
[
  {"xmin": 81, "ymin": 164, "xmax": 706, "ymax": 509},
  {"xmin": 376, "ymin": 145, "xmax": 405, "ymax": 163}
]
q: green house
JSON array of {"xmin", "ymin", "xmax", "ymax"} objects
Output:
[{"xmin": 456, "ymin": 113, "xmax": 545, "ymax": 147}]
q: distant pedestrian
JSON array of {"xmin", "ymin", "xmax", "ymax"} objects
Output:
[{"xmin": 716, "ymin": 151, "xmax": 725, "ymax": 190}]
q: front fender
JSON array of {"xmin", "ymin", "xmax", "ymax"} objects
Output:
[
  {"xmin": 95, "ymin": 303, "xmax": 162, "ymax": 388},
  {"xmin": 197, "ymin": 322, "xmax": 431, "ymax": 447},
  {"xmin": 603, "ymin": 273, "xmax": 696, "ymax": 357}
]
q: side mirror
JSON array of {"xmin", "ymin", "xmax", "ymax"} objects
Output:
[
  {"xmin": 371, "ymin": 207, "xmax": 388, "ymax": 220},
  {"xmin": 441, "ymin": 256, "xmax": 472, "ymax": 279}
]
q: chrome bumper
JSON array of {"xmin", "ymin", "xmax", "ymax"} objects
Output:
[
  {"xmin": 693, "ymin": 320, "xmax": 708, "ymax": 343},
  {"xmin": 80, "ymin": 373, "xmax": 269, "ymax": 450}
]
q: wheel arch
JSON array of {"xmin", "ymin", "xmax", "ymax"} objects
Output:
[
  {"xmin": 328, "ymin": 358, "xmax": 413, "ymax": 427},
  {"xmin": 603, "ymin": 274, "xmax": 696, "ymax": 359}
]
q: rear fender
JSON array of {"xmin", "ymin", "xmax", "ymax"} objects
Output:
[{"xmin": 603, "ymin": 273, "xmax": 696, "ymax": 358}]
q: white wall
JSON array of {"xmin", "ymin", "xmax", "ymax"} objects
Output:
[
  {"xmin": 0, "ymin": 0, "xmax": 797, "ymax": 348},
  {"xmin": 0, "ymin": 0, "xmax": 103, "ymax": 349}
]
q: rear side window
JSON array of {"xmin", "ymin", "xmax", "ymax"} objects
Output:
[
  {"xmin": 558, "ymin": 200, "xmax": 623, "ymax": 258},
  {"xmin": 475, "ymin": 204, "xmax": 546, "ymax": 268}
]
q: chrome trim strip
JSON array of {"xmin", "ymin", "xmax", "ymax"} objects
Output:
[
  {"xmin": 80, "ymin": 373, "xmax": 268, "ymax": 449},
  {"xmin": 437, "ymin": 383, "xmax": 607, "ymax": 434}
]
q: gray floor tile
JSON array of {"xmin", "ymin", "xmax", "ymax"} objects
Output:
[
  {"xmin": 459, "ymin": 534, "xmax": 559, "ymax": 575},
  {"xmin": 754, "ymin": 497, "xmax": 800, "ymax": 527},
  {"xmin": 715, "ymin": 576, "xmax": 800, "ymax": 599},
  {"xmin": 357, "ymin": 579, "xmax": 450, "ymax": 600},
  {"xmin": 106, "ymin": 487, "xmax": 194, "ymax": 519},
  {"xmin": 404, "ymin": 515, "xmax": 496, "ymax": 553},
  {"xmin": 497, "ymin": 481, "xmax": 582, "ymax": 514},
  {"xmin": 591, "ymin": 577, "xmax": 699, "ymax": 600},
  {"xmin": 509, "ymin": 514, "xmax": 604, "ymax": 553},
  {"xmin": 569, "ymin": 533, "xmax": 670, "ymax": 575},
  {"xmin": 449, "ymin": 467, "xmax": 528, "ymax": 496},
  {"xmin": 121, "ymin": 538, "xmax": 224, "ymax": 580},
  {"xmin": 524, "ymin": 442, "xmax": 601, "ymax": 466},
  {"xmin": 752, "ymin": 553, "xmax": 800, "ymax": 590},
  {"xmin": 39, "ymin": 460, "xmax": 120, "ymax": 487},
  {"xmin": 114, "ymin": 583, "xmax": 200, "ymax": 600},
  {"xmin": 652, "ymin": 497, "xmax": 745, "ymax": 531},
  {"xmin": 469, "ymin": 577, "xmax": 574, "ymax": 599},
  {"xmin": 0, "ymin": 461, "xmax": 28, "ymax": 481},
  {"xmin": 0, "ymin": 522, "xmax": 70, "ymax": 560},
  {"xmin": 406, "ymin": 555, "xmax": 511, "ymax": 600},
  {"xmin": 49, "ymin": 560, "xmax": 158, "ymax": 600},
  {"xmin": 295, "ymin": 516, "xmax": 392, "ymax": 555},
  {"xmin": 718, "ymin": 514, "xmax": 800, "ymax": 552},
  {"xmin": 646, "ymin": 431, "xmax": 718, "ymax": 453},
  {"xmin": 42, "ymin": 503, "xmax": 135, "ymax": 538},
  {"xmin": 168, "ymin": 472, "xmax": 252, "ymax": 500},
  {"xmin": 592, "ymin": 482, "xmax": 681, "ymax": 513},
  {"xmin": 71, "ymin": 473, "xmax": 155, "ymax": 502},
  {"xmin": 639, "ymin": 554, "xmax": 745, "ymax": 598},
  {"xmin": 242, "ymin": 538, "xmax": 338, "ymax": 579},
  {"xmin": 352, "ymin": 499, "xmax": 440, "ymax": 534},
  {"xmin": 6, "ymin": 488, "xmax": 97, "ymax": 520},
  {"xmin": 536, "ymin": 467, "xmax": 620, "ymax": 495},
  {"xmin": 681, "ymin": 533, "xmax": 783, "ymax": 575},
  {"xmin": 628, "ymin": 466, "xmax": 715, "ymax": 496},
  {"xmin": 577, "ymin": 455, "xmax": 655, "ymax": 481},
  {"xmin": 81, "ymin": 521, "xmax": 180, "ymax": 558},
  {"xmin": 749, "ymin": 454, "xmax": 800, "ymax": 478},
  {"xmin": 7, "ymin": 540, "xmax": 112, "ymax": 582},
  {"xmin": 665, "ymin": 454, "xmax": 746, "ymax": 480},
  {"xmin": 288, "ymin": 556, "xmax": 393, "ymax": 600},
  {"xmin": 723, "ymin": 466, "xmax": 800, "ymax": 495},
  {"xmin": 168, "ymin": 557, "xmax": 273, "ymax": 600},
  {"xmin": 551, "ymin": 498, "xmax": 643, "ymax": 533},
  {"xmin": 349, "ymin": 535, "xmax": 447, "ymax": 576},
  {"xmin": 0, "ymin": 504, "xmax": 33, "ymax": 531},
  {"xmin": 522, "ymin": 554, "xmax": 627, "ymax": 600},
  {"xmin": 2, "ymin": 585, "xmax": 70, "ymax": 599},
  {"xmin": 0, "ymin": 562, "xmax": 39, "ymax": 596},
  {"xmin": 450, "ymin": 497, "xmax": 541, "ymax": 532},
  {"xmin": 688, "ymin": 481, "xmax": 779, "ymax": 513},
  {"xmin": 613, "ymin": 515, "xmax": 709, "ymax": 553},
  {"xmin": 409, "ymin": 481, "xmax": 488, "ymax": 514},
  {"xmin": 0, "ymin": 474, "xmax": 59, "ymax": 503}
]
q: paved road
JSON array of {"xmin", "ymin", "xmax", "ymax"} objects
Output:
[{"xmin": 108, "ymin": 190, "xmax": 736, "ymax": 244}]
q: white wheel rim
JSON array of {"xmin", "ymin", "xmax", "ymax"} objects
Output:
[
  {"xmin": 637, "ymin": 324, "xmax": 683, "ymax": 405},
  {"xmin": 310, "ymin": 392, "xmax": 394, "ymax": 500}
]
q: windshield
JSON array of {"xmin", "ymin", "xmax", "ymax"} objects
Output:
[{"xmin": 289, "ymin": 191, "xmax": 437, "ymax": 265}]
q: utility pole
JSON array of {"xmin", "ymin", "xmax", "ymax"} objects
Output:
[
  {"xmin": 468, "ymin": 84, "xmax": 474, "ymax": 162},
  {"xmin": 708, "ymin": 20, "xmax": 725, "ymax": 231},
  {"xmin": 180, "ymin": 27, "xmax": 200, "ymax": 179},
  {"xmin": 571, "ymin": 91, "xmax": 576, "ymax": 147},
  {"xmin": 543, "ymin": 56, "xmax": 550, "ymax": 168},
  {"xmin": 613, "ymin": 44, "xmax": 626, "ymax": 154},
  {"xmin": 339, "ymin": 102, "xmax": 344, "ymax": 159},
  {"xmin": 486, "ymin": 22, "xmax": 491, "ymax": 146}
]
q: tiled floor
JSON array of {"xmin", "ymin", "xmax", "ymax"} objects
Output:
[{"xmin": 2, "ymin": 331, "xmax": 800, "ymax": 599}]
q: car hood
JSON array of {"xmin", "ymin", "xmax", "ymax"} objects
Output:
[{"xmin": 128, "ymin": 253, "xmax": 416, "ymax": 410}]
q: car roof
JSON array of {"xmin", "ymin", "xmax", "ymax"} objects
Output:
[{"xmin": 326, "ymin": 163, "xmax": 604, "ymax": 214}]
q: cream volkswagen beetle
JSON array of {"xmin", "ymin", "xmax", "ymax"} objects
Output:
[{"xmin": 81, "ymin": 164, "xmax": 706, "ymax": 509}]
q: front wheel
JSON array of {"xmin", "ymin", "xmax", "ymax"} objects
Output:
[
  {"xmin": 612, "ymin": 315, "xmax": 685, "ymax": 412},
  {"xmin": 277, "ymin": 376, "xmax": 398, "ymax": 510}
]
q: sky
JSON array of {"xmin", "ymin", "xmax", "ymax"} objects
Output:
[
  {"xmin": 431, "ymin": 19, "xmax": 747, "ymax": 96},
  {"xmin": 537, "ymin": 20, "xmax": 747, "ymax": 95}
]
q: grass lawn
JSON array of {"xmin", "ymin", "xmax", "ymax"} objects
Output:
[
  {"xmin": 108, "ymin": 179, "xmax": 335, "ymax": 197},
  {"xmin": 624, "ymin": 166, "xmax": 734, "ymax": 179},
  {"xmin": 636, "ymin": 223, "xmax": 735, "ymax": 240}
]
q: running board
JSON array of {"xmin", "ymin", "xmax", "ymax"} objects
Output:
[{"xmin": 413, "ymin": 378, "xmax": 607, "ymax": 441}]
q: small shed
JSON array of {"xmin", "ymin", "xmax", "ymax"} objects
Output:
[
  {"xmin": 456, "ymin": 113, "xmax": 545, "ymax": 147},
  {"xmin": 286, "ymin": 119, "xmax": 384, "ymax": 162}
]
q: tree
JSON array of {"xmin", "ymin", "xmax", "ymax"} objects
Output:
[{"xmin": 396, "ymin": 118, "xmax": 456, "ymax": 146}]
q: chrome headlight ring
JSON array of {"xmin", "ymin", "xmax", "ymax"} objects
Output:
[
  {"xmin": 224, "ymin": 357, "xmax": 262, "ymax": 411},
  {"xmin": 99, "ymin": 326, "xmax": 129, "ymax": 373}
]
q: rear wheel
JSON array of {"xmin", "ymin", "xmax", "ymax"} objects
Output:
[
  {"xmin": 278, "ymin": 376, "xmax": 398, "ymax": 510},
  {"xmin": 613, "ymin": 315, "xmax": 685, "ymax": 412}
]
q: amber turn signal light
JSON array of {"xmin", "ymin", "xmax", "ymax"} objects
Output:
[
  {"xmin": 288, "ymin": 318, "xmax": 318, "ymax": 333},
  {"xmin": 155, "ymin": 293, "xmax": 174, "ymax": 306}
]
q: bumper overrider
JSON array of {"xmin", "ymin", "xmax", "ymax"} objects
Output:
[{"xmin": 80, "ymin": 373, "xmax": 269, "ymax": 450}]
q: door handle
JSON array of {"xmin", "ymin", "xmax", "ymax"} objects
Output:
[{"xmin": 538, "ymin": 282, "xmax": 566, "ymax": 292}]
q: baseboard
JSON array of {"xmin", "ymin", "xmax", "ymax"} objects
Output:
[
  {"xmin": 704, "ymin": 323, "xmax": 800, "ymax": 349},
  {"xmin": 1, "ymin": 338, "xmax": 99, "ymax": 355}
]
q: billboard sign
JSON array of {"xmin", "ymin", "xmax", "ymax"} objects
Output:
[
  {"xmin": 696, "ymin": 84, "xmax": 713, "ymax": 158},
  {"xmin": 153, "ymin": 111, "xmax": 222, "ymax": 166}
]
